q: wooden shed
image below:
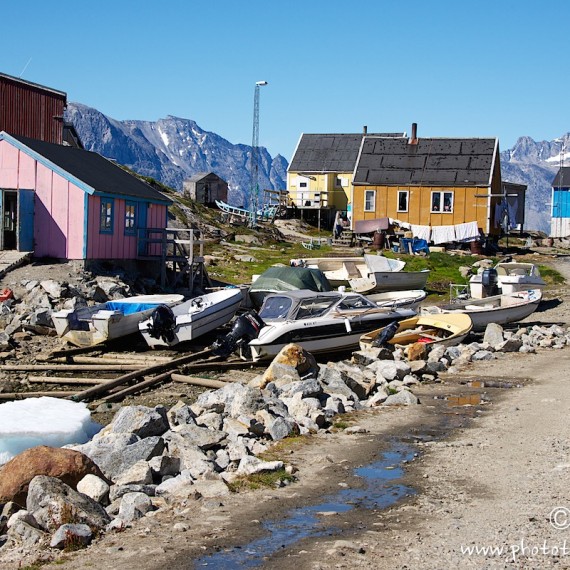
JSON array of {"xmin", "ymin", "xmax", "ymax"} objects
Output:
[
  {"xmin": 0, "ymin": 72, "xmax": 67, "ymax": 145},
  {"xmin": 0, "ymin": 131, "xmax": 171, "ymax": 259},
  {"xmin": 183, "ymin": 172, "xmax": 228, "ymax": 206}
]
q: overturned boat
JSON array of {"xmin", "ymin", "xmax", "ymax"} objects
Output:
[
  {"xmin": 138, "ymin": 288, "xmax": 243, "ymax": 348},
  {"xmin": 212, "ymin": 289, "xmax": 416, "ymax": 362},
  {"xmin": 52, "ymin": 294, "xmax": 184, "ymax": 347}
]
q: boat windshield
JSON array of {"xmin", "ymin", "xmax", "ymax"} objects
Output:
[
  {"xmin": 259, "ymin": 296, "xmax": 293, "ymax": 320},
  {"xmin": 336, "ymin": 295, "xmax": 377, "ymax": 311},
  {"xmin": 294, "ymin": 297, "xmax": 338, "ymax": 319}
]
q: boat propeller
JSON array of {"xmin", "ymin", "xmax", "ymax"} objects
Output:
[
  {"xmin": 211, "ymin": 310, "xmax": 265, "ymax": 358},
  {"xmin": 146, "ymin": 304, "xmax": 176, "ymax": 343}
]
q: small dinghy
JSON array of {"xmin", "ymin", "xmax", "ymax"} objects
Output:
[
  {"xmin": 139, "ymin": 288, "xmax": 243, "ymax": 348},
  {"xmin": 359, "ymin": 313, "xmax": 473, "ymax": 351},
  {"xmin": 421, "ymin": 289, "xmax": 542, "ymax": 332}
]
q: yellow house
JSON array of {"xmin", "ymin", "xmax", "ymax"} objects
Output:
[
  {"xmin": 287, "ymin": 130, "xmax": 405, "ymax": 226},
  {"xmin": 351, "ymin": 127, "xmax": 504, "ymax": 242}
]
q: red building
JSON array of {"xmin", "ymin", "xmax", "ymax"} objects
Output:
[{"xmin": 0, "ymin": 72, "xmax": 67, "ymax": 144}]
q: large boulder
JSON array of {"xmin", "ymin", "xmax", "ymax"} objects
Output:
[
  {"xmin": 26, "ymin": 475, "xmax": 111, "ymax": 531},
  {"xmin": 0, "ymin": 446, "xmax": 106, "ymax": 507},
  {"xmin": 260, "ymin": 343, "xmax": 318, "ymax": 388}
]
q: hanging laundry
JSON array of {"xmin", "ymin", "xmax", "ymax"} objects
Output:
[
  {"xmin": 431, "ymin": 225, "xmax": 457, "ymax": 244},
  {"xmin": 411, "ymin": 224, "xmax": 431, "ymax": 241},
  {"xmin": 454, "ymin": 221, "xmax": 479, "ymax": 241}
]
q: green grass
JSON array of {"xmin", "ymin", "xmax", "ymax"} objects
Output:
[{"xmin": 226, "ymin": 468, "xmax": 295, "ymax": 492}]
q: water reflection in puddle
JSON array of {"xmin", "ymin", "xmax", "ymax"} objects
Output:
[
  {"xmin": 196, "ymin": 443, "xmax": 416, "ymax": 569},
  {"xmin": 447, "ymin": 394, "xmax": 482, "ymax": 406}
]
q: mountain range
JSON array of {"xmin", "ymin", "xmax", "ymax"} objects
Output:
[{"xmin": 66, "ymin": 102, "xmax": 564, "ymax": 234}]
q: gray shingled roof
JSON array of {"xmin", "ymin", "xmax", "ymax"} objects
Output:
[
  {"xmin": 552, "ymin": 167, "xmax": 570, "ymax": 188},
  {"xmin": 187, "ymin": 172, "xmax": 214, "ymax": 182},
  {"xmin": 353, "ymin": 137, "xmax": 497, "ymax": 187},
  {"xmin": 288, "ymin": 133, "xmax": 404, "ymax": 173}
]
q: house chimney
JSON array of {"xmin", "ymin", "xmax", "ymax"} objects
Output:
[
  {"xmin": 363, "ymin": 125, "xmax": 368, "ymax": 134},
  {"xmin": 408, "ymin": 122, "xmax": 418, "ymax": 145}
]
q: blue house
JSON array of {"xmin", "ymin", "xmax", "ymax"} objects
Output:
[{"xmin": 551, "ymin": 167, "xmax": 570, "ymax": 237}]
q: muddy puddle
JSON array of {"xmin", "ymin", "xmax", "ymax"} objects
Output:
[
  {"xmin": 195, "ymin": 443, "xmax": 416, "ymax": 569},
  {"xmin": 192, "ymin": 376, "xmax": 512, "ymax": 569}
]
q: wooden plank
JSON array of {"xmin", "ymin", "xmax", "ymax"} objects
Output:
[
  {"xmin": 0, "ymin": 364, "xmax": 141, "ymax": 372},
  {"xmin": 0, "ymin": 391, "xmax": 77, "ymax": 400},
  {"xmin": 171, "ymin": 373, "xmax": 227, "ymax": 389},
  {"xmin": 100, "ymin": 371, "xmax": 173, "ymax": 403},
  {"xmin": 71, "ymin": 349, "xmax": 214, "ymax": 402},
  {"xmin": 27, "ymin": 376, "xmax": 108, "ymax": 385}
]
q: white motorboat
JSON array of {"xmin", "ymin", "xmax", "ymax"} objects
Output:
[
  {"xmin": 138, "ymin": 288, "xmax": 243, "ymax": 348},
  {"xmin": 212, "ymin": 290, "xmax": 416, "ymax": 362},
  {"xmin": 366, "ymin": 289, "xmax": 427, "ymax": 311},
  {"xmin": 421, "ymin": 289, "xmax": 542, "ymax": 332},
  {"xmin": 300, "ymin": 254, "xmax": 430, "ymax": 293},
  {"xmin": 469, "ymin": 262, "xmax": 545, "ymax": 298},
  {"xmin": 299, "ymin": 256, "xmax": 372, "ymax": 288},
  {"xmin": 52, "ymin": 294, "xmax": 184, "ymax": 347}
]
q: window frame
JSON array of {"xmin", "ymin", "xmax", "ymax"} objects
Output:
[
  {"xmin": 124, "ymin": 201, "xmax": 137, "ymax": 236},
  {"xmin": 430, "ymin": 190, "xmax": 454, "ymax": 213},
  {"xmin": 99, "ymin": 198, "xmax": 114, "ymax": 234},
  {"xmin": 364, "ymin": 190, "xmax": 376, "ymax": 212},
  {"xmin": 397, "ymin": 190, "xmax": 409, "ymax": 213}
]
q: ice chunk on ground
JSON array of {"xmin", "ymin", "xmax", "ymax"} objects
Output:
[{"xmin": 0, "ymin": 397, "xmax": 101, "ymax": 465}]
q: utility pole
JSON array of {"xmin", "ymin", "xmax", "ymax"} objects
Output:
[{"xmin": 249, "ymin": 80, "xmax": 268, "ymax": 227}]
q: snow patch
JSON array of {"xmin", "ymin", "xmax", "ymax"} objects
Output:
[{"xmin": 0, "ymin": 397, "xmax": 102, "ymax": 465}]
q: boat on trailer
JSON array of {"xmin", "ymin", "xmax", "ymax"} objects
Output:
[
  {"xmin": 138, "ymin": 288, "xmax": 243, "ymax": 348},
  {"xmin": 52, "ymin": 294, "xmax": 184, "ymax": 347}
]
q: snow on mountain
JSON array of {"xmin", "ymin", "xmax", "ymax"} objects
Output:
[
  {"xmin": 500, "ymin": 134, "xmax": 570, "ymax": 233},
  {"xmin": 64, "ymin": 102, "xmax": 287, "ymax": 207},
  {"xmin": 65, "ymin": 100, "xmax": 565, "ymax": 235}
]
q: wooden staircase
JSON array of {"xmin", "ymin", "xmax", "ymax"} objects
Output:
[{"xmin": 331, "ymin": 230, "xmax": 354, "ymax": 247}]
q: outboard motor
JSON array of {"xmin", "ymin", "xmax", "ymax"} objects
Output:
[
  {"xmin": 145, "ymin": 304, "xmax": 176, "ymax": 343},
  {"xmin": 481, "ymin": 268, "xmax": 499, "ymax": 297},
  {"xmin": 372, "ymin": 320, "xmax": 400, "ymax": 348},
  {"xmin": 211, "ymin": 310, "xmax": 265, "ymax": 358}
]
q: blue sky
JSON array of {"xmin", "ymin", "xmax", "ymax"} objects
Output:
[{"xmin": 3, "ymin": 0, "xmax": 568, "ymax": 160}]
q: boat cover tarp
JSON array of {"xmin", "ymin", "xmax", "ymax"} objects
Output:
[
  {"xmin": 105, "ymin": 302, "xmax": 160, "ymax": 315},
  {"xmin": 364, "ymin": 254, "xmax": 406, "ymax": 272},
  {"xmin": 250, "ymin": 267, "xmax": 332, "ymax": 295}
]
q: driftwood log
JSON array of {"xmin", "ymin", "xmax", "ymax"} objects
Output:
[
  {"xmin": 171, "ymin": 373, "xmax": 227, "ymax": 389},
  {"xmin": 100, "ymin": 371, "xmax": 173, "ymax": 403}
]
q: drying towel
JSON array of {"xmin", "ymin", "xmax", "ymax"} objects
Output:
[
  {"xmin": 411, "ymin": 224, "xmax": 431, "ymax": 241},
  {"xmin": 431, "ymin": 225, "xmax": 456, "ymax": 244},
  {"xmin": 454, "ymin": 221, "xmax": 479, "ymax": 241}
]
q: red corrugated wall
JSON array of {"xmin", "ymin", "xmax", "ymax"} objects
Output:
[{"xmin": 0, "ymin": 76, "xmax": 66, "ymax": 144}]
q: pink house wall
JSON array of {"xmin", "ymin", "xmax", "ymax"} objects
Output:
[
  {"xmin": 0, "ymin": 141, "xmax": 86, "ymax": 258},
  {"xmin": 86, "ymin": 196, "xmax": 167, "ymax": 260},
  {"xmin": 0, "ymin": 139, "xmax": 169, "ymax": 260}
]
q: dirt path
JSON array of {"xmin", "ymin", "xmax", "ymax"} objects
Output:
[{"xmin": 33, "ymin": 256, "xmax": 570, "ymax": 570}]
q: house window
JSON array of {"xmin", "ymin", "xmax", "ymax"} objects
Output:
[
  {"xmin": 397, "ymin": 190, "xmax": 409, "ymax": 212},
  {"xmin": 299, "ymin": 182, "xmax": 307, "ymax": 188},
  {"xmin": 364, "ymin": 190, "xmax": 376, "ymax": 212},
  {"xmin": 100, "ymin": 198, "xmax": 114, "ymax": 234},
  {"xmin": 431, "ymin": 191, "xmax": 454, "ymax": 213},
  {"xmin": 124, "ymin": 201, "xmax": 136, "ymax": 235}
]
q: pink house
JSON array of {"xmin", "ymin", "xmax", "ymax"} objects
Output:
[{"xmin": 0, "ymin": 131, "xmax": 171, "ymax": 260}]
